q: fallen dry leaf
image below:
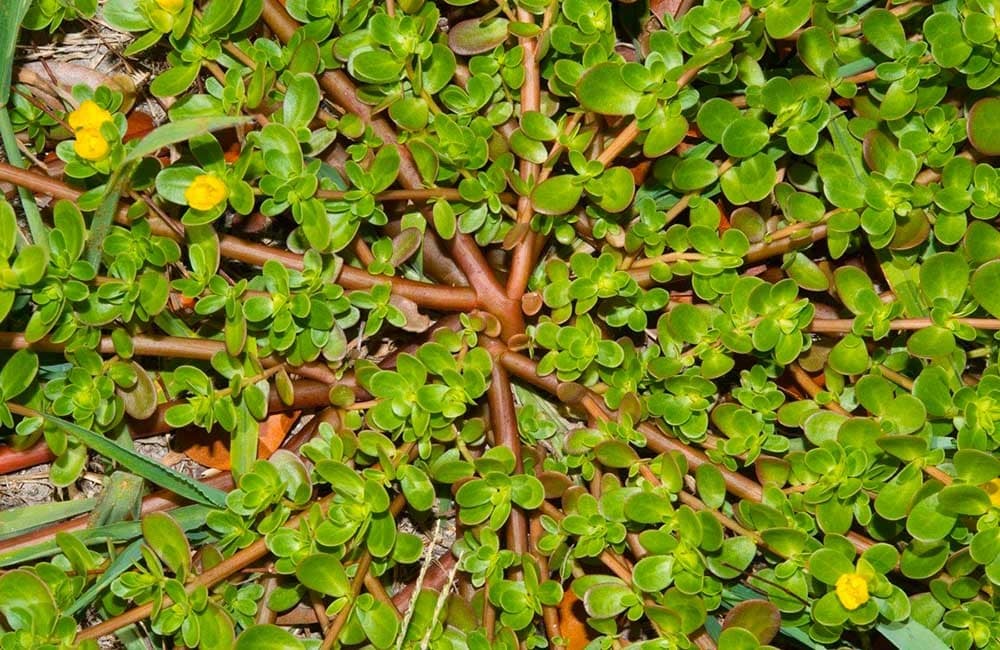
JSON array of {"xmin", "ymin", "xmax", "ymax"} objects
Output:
[
  {"xmin": 124, "ymin": 111, "xmax": 155, "ymax": 143},
  {"xmin": 558, "ymin": 591, "xmax": 590, "ymax": 650},
  {"xmin": 175, "ymin": 411, "xmax": 299, "ymax": 471},
  {"xmin": 18, "ymin": 61, "xmax": 136, "ymax": 112}
]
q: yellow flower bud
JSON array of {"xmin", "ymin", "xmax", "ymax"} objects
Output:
[
  {"xmin": 68, "ymin": 100, "xmax": 113, "ymax": 133},
  {"xmin": 984, "ymin": 478, "xmax": 1000, "ymax": 507},
  {"xmin": 155, "ymin": 0, "xmax": 185, "ymax": 13},
  {"xmin": 185, "ymin": 174, "xmax": 229, "ymax": 211},
  {"xmin": 834, "ymin": 572, "xmax": 869, "ymax": 611},
  {"xmin": 73, "ymin": 128, "xmax": 110, "ymax": 161}
]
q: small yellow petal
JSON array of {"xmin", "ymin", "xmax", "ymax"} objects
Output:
[
  {"xmin": 834, "ymin": 572, "xmax": 869, "ymax": 611},
  {"xmin": 184, "ymin": 174, "xmax": 229, "ymax": 211},
  {"xmin": 73, "ymin": 128, "xmax": 110, "ymax": 161},
  {"xmin": 155, "ymin": 0, "xmax": 185, "ymax": 12},
  {"xmin": 983, "ymin": 478, "xmax": 1000, "ymax": 507},
  {"xmin": 68, "ymin": 100, "xmax": 113, "ymax": 133}
]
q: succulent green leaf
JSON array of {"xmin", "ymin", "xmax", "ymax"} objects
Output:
[{"xmin": 576, "ymin": 63, "xmax": 643, "ymax": 116}]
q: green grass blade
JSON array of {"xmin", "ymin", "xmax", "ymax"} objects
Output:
[
  {"xmin": 35, "ymin": 410, "xmax": 227, "ymax": 508},
  {"xmin": 878, "ymin": 621, "xmax": 949, "ymax": 650},
  {"xmin": 0, "ymin": 498, "xmax": 98, "ymax": 541},
  {"xmin": 0, "ymin": 504, "xmax": 212, "ymax": 567},
  {"xmin": 0, "ymin": 0, "xmax": 30, "ymax": 104},
  {"xmin": 0, "ymin": 108, "xmax": 48, "ymax": 251},
  {"xmin": 0, "ymin": 2, "xmax": 49, "ymax": 252},
  {"xmin": 90, "ymin": 471, "xmax": 145, "ymax": 527},
  {"xmin": 84, "ymin": 184, "xmax": 122, "ymax": 266},
  {"xmin": 64, "ymin": 539, "xmax": 143, "ymax": 616}
]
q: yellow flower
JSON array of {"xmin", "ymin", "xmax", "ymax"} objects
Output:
[
  {"xmin": 73, "ymin": 128, "xmax": 110, "ymax": 161},
  {"xmin": 68, "ymin": 100, "xmax": 112, "ymax": 133},
  {"xmin": 185, "ymin": 174, "xmax": 229, "ymax": 211},
  {"xmin": 834, "ymin": 572, "xmax": 869, "ymax": 611},
  {"xmin": 154, "ymin": 0, "xmax": 185, "ymax": 13},
  {"xmin": 984, "ymin": 479, "xmax": 1000, "ymax": 507}
]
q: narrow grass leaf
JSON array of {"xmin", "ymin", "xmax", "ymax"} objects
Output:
[
  {"xmin": 0, "ymin": 504, "xmax": 211, "ymax": 567},
  {"xmin": 0, "ymin": 0, "xmax": 30, "ymax": 103},
  {"xmin": 37, "ymin": 411, "xmax": 227, "ymax": 507},
  {"xmin": 64, "ymin": 539, "xmax": 143, "ymax": 616},
  {"xmin": 0, "ymin": 498, "xmax": 97, "ymax": 541},
  {"xmin": 0, "ymin": 0, "xmax": 47, "ymax": 251},
  {"xmin": 877, "ymin": 622, "xmax": 949, "ymax": 650}
]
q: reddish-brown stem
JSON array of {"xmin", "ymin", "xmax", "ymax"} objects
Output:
[
  {"xmin": 1, "ymin": 409, "xmax": 326, "ymax": 560},
  {"xmin": 484, "ymin": 340, "xmax": 761, "ymax": 501},
  {"xmin": 788, "ymin": 363, "xmax": 849, "ymax": 416},
  {"xmin": 219, "ymin": 234, "xmax": 480, "ymax": 313},
  {"xmin": 748, "ymin": 226, "xmax": 829, "ymax": 262},
  {"xmin": 505, "ymin": 5, "xmax": 542, "ymax": 302},
  {"xmin": 844, "ymin": 69, "xmax": 879, "ymax": 84},
  {"xmin": 385, "ymin": 220, "xmax": 469, "ymax": 287},
  {"xmin": 0, "ymin": 159, "xmax": 79, "ymax": 201},
  {"xmin": 352, "ymin": 236, "xmax": 376, "ymax": 267},
  {"xmin": 531, "ymin": 516, "xmax": 565, "ymax": 649},
  {"xmin": 488, "ymin": 364, "xmax": 528, "ymax": 576},
  {"xmin": 0, "ymin": 332, "xmax": 337, "ymax": 383},
  {"xmin": 0, "ymin": 161, "xmax": 481, "ymax": 314},
  {"xmin": 591, "ymin": 22, "xmax": 750, "ymax": 170},
  {"xmin": 447, "ymin": 233, "xmax": 525, "ymax": 338},
  {"xmin": 275, "ymin": 554, "xmax": 448, "ymax": 628},
  {"xmin": 316, "ymin": 188, "xmax": 516, "ymax": 203},
  {"xmin": 678, "ymin": 490, "xmax": 761, "ymax": 544},
  {"xmin": 0, "ymin": 473, "xmax": 236, "ymax": 560},
  {"xmin": 0, "ymin": 441, "xmax": 55, "ymax": 477},
  {"xmin": 389, "ymin": 551, "xmax": 458, "ymax": 610},
  {"xmin": 0, "ymin": 380, "xmax": 334, "ymax": 487},
  {"xmin": 505, "ymin": 214, "xmax": 539, "ymax": 302},
  {"xmin": 260, "ymin": 1, "xmax": 415, "ymax": 182},
  {"xmin": 321, "ymin": 493, "xmax": 407, "ymax": 649},
  {"xmin": 260, "ymin": 0, "xmax": 517, "ymax": 335},
  {"xmin": 620, "ymin": 158, "xmax": 736, "ymax": 269},
  {"xmin": 691, "ymin": 629, "xmax": 719, "ymax": 650},
  {"xmin": 78, "ymin": 445, "xmax": 411, "ymax": 643},
  {"xmin": 484, "ymin": 595, "xmax": 497, "ymax": 640},
  {"xmin": 0, "ymin": 330, "xmax": 192, "ymax": 358},
  {"xmin": 878, "ymin": 365, "xmax": 916, "ymax": 391},
  {"xmin": 363, "ymin": 573, "xmax": 400, "ymax": 616},
  {"xmin": 321, "ymin": 563, "xmax": 366, "ymax": 639},
  {"xmin": 77, "ymin": 500, "xmax": 321, "ymax": 641},
  {"xmin": 135, "ymin": 380, "xmax": 338, "ymax": 443},
  {"xmin": 254, "ymin": 568, "xmax": 281, "ymax": 625},
  {"xmin": 538, "ymin": 502, "xmax": 633, "ymax": 582},
  {"xmin": 629, "ymin": 223, "xmax": 830, "ymax": 287},
  {"xmin": 595, "ymin": 121, "xmax": 641, "ymax": 167},
  {"xmin": 628, "ymin": 252, "xmax": 706, "ymax": 270},
  {"xmin": 808, "ymin": 318, "xmax": 1000, "ymax": 333},
  {"xmin": 483, "ymin": 339, "xmax": 875, "ymax": 553},
  {"xmin": 790, "ymin": 364, "xmax": 953, "ymax": 486}
]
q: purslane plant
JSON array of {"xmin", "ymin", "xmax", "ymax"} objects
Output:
[{"xmin": 0, "ymin": 0, "xmax": 999, "ymax": 648}]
